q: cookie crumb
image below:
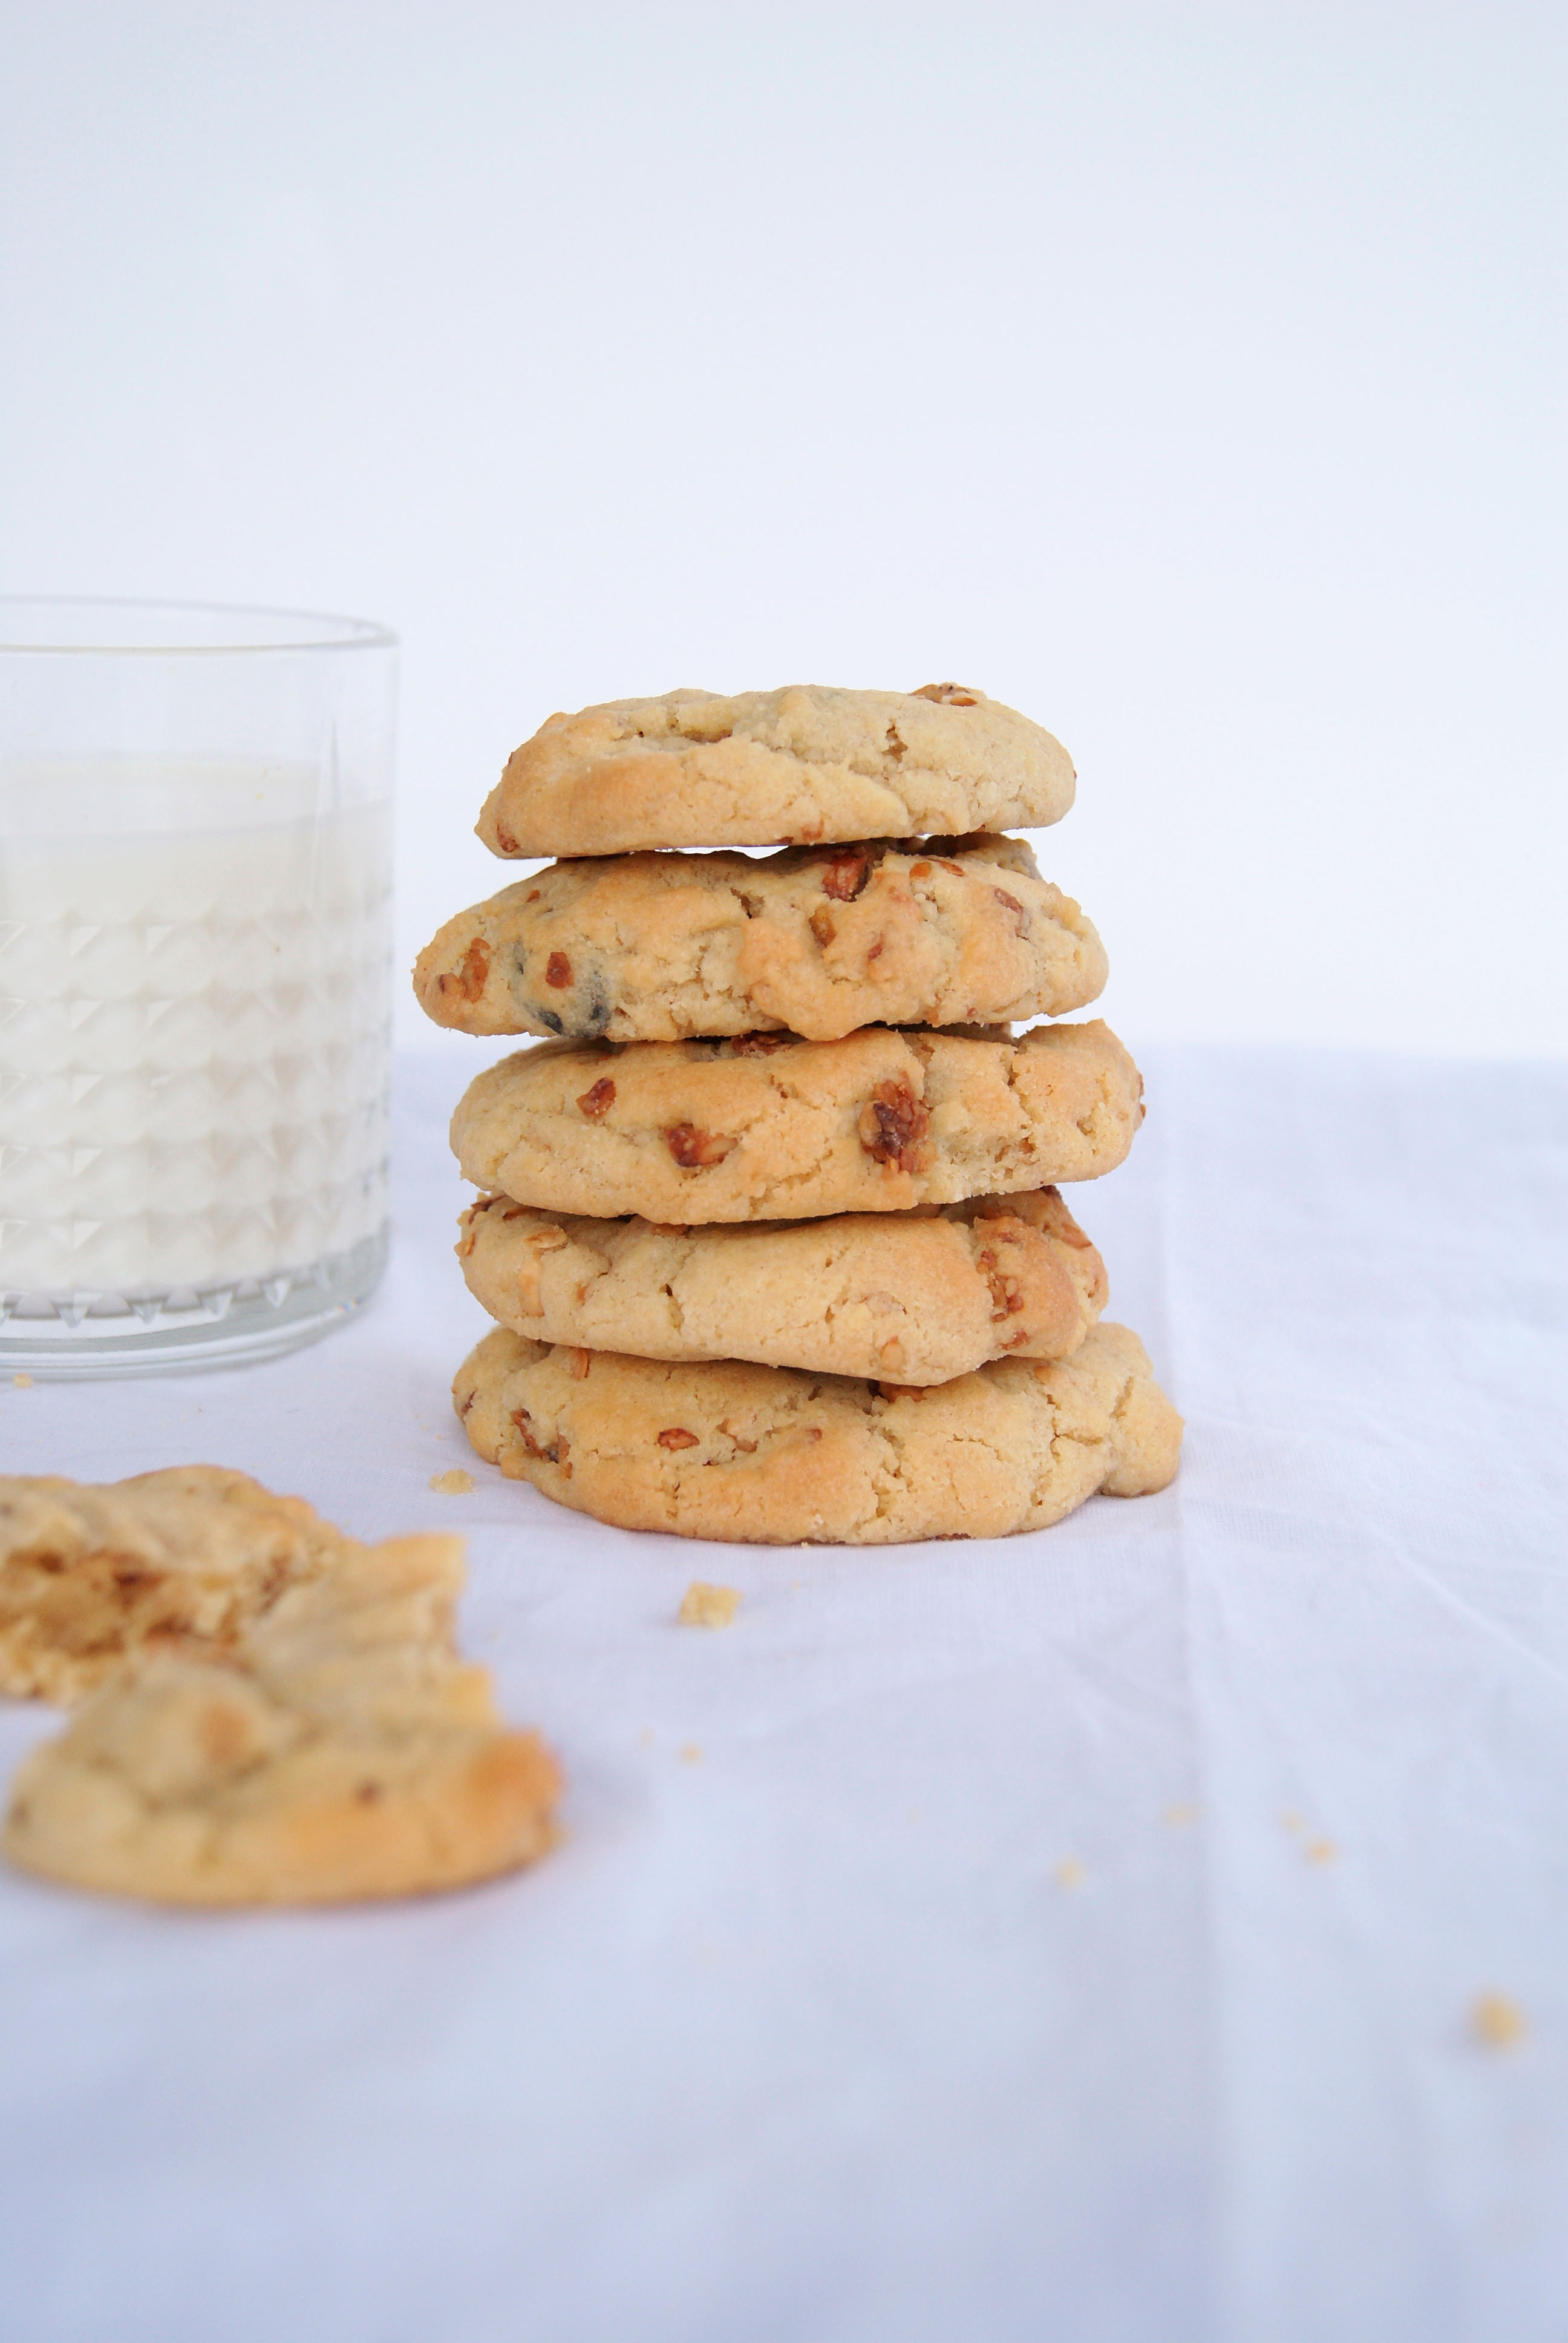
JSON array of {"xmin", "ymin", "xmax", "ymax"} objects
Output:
[
  {"xmin": 678, "ymin": 1581, "xmax": 740, "ymax": 1628},
  {"xmin": 1163, "ymin": 1802, "xmax": 1198, "ymax": 1827},
  {"xmin": 1305, "ymin": 1837, "xmax": 1337, "ymax": 1864},
  {"xmin": 1054, "ymin": 1856, "xmax": 1086, "ymax": 1890},
  {"xmin": 11, "ymin": 1374, "xmax": 32, "ymax": 1389},
  {"xmin": 428, "ymin": 1469, "xmax": 475, "ymax": 1495},
  {"xmin": 1472, "ymin": 1993, "xmax": 1526, "ymax": 2049},
  {"xmin": 678, "ymin": 1742, "xmax": 704, "ymax": 1763}
]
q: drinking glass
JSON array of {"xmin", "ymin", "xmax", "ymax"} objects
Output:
[{"xmin": 0, "ymin": 598, "xmax": 396, "ymax": 1377}]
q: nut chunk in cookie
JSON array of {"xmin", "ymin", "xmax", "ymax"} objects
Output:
[
  {"xmin": 2, "ymin": 1535, "xmax": 561, "ymax": 1905},
  {"xmin": 452, "ymin": 1322, "xmax": 1181, "ymax": 1546},
  {"xmin": 476, "ymin": 684, "xmax": 1076, "ymax": 857},
  {"xmin": 0, "ymin": 1467, "xmax": 347, "ymax": 1705}
]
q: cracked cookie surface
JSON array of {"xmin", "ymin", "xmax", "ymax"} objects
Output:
[
  {"xmin": 0, "ymin": 1467, "xmax": 347, "ymax": 1705},
  {"xmin": 457, "ymin": 1184, "xmax": 1107, "ymax": 1383},
  {"xmin": 452, "ymin": 1321, "xmax": 1181, "ymax": 1545},
  {"xmin": 477, "ymin": 685, "xmax": 1076, "ymax": 857},
  {"xmin": 2, "ymin": 1534, "xmax": 561, "ymax": 1904},
  {"xmin": 414, "ymin": 834, "xmax": 1106, "ymax": 1044},
  {"xmin": 451, "ymin": 1021, "xmax": 1143, "ymax": 1224}
]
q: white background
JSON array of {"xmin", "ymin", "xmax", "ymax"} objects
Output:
[
  {"xmin": 1, "ymin": 1, "xmax": 1563, "ymax": 1055},
  {"xmin": 2, "ymin": 17, "xmax": 1566, "ymax": 2341}
]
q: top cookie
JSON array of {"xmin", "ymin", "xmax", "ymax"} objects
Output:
[{"xmin": 475, "ymin": 684, "xmax": 1076, "ymax": 858}]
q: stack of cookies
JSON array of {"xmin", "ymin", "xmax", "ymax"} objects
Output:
[{"xmin": 416, "ymin": 684, "xmax": 1181, "ymax": 1544}]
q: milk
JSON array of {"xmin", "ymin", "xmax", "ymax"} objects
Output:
[{"xmin": 0, "ymin": 761, "xmax": 391, "ymax": 1309}]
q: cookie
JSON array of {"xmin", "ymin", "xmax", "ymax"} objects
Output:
[
  {"xmin": 452, "ymin": 1321, "xmax": 1181, "ymax": 1545},
  {"xmin": 457, "ymin": 1183, "xmax": 1108, "ymax": 1384},
  {"xmin": 2, "ymin": 1533, "xmax": 560, "ymax": 1904},
  {"xmin": 414, "ymin": 834, "xmax": 1106, "ymax": 1044},
  {"xmin": 0, "ymin": 1467, "xmax": 345, "ymax": 1705},
  {"xmin": 476, "ymin": 685, "xmax": 1076, "ymax": 858},
  {"xmin": 451, "ymin": 1021, "xmax": 1143, "ymax": 1225}
]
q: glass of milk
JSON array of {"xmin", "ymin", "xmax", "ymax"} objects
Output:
[{"xmin": 0, "ymin": 598, "xmax": 396, "ymax": 1377}]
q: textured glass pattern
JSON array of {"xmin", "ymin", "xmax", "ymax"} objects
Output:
[{"xmin": 0, "ymin": 796, "xmax": 392, "ymax": 1325}]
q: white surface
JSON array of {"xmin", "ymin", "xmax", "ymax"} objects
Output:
[
  {"xmin": 2, "ymin": 4, "xmax": 1564, "ymax": 1057},
  {"xmin": 0, "ymin": 1043, "xmax": 1563, "ymax": 2342}
]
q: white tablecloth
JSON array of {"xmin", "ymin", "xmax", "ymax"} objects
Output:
[{"xmin": 1, "ymin": 1044, "xmax": 1563, "ymax": 2343}]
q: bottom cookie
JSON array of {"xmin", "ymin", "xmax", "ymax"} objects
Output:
[
  {"xmin": 2, "ymin": 1535, "xmax": 560, "ymax": 1906},
  {"xmin": 454, "ymin": 1322, "xmax": 1181, "ymax": 1545}
]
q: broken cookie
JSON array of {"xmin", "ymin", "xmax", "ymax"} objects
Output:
[
  {"xmin": 2, "ymin": 1533, "xmax": 560, "ymax": 1905},
  {"xmin": 0, "ymin": 1467, "xmax": 346, "ymax": 1705}
]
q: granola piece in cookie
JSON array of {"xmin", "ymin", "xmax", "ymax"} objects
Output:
[
  {"xmin": 477, "ymin": 686, "xmax": 1076, "ymax": 857},
  {"xmin": 449, "ymin": 1021, "xmax": 1143, "ymax": 1225},
  {"xmin": 452, "ymin": 1322, "xmax": 1181, "ymax": 1545},
  {"xmin": 457, "ymin": 1184, "xmax": 1107, "ymax": 1384},
  {"xmin": 2, "ymin": 1535, "xmax": 560, "ymax": 1904},
  {"xmin": 413, "ymin": 834, "xmax": 1106, "ymax": 1044},
  {"xmin": 0, "ymin": 1467, "xmax": 347, "ymax": 1705}
]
